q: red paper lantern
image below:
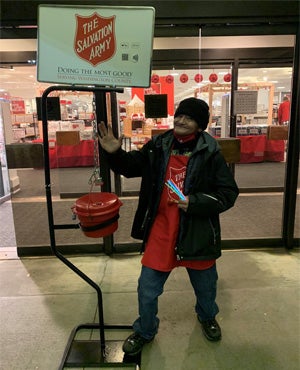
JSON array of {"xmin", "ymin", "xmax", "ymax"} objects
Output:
[
  {"xmin": 151, "ymin": 74, "xmax": 159, "ymax": 83},
  {"xmin": 224, "ymin": 73, "xmax": 232, "ymax": 82},
  {"xmin": 209, "ymin": 73, "xmax": 218, "ymax": 83},
  {"xmin": 165, "ymin": 75, "xmax": 174, "ymax": 84},
  {"xmin": 194, "ymin": 73, "xmax": 203, "ymax": 83},
  {"xmin": 180, "ymin": 73, "xmax": 189, "ymax": 83}
]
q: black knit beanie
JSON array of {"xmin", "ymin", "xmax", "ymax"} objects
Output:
[{"xmin": 174, "ymin": 97, "xmax": 210, "ymax": 130}]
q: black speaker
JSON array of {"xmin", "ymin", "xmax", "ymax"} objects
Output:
[
  {"xmin": 36, "ymin": 97, "xmax": 61, "ymax": 121},
  {"xmin": 144, "ymin": 94, "xmax": 168, "ymax": 118}
]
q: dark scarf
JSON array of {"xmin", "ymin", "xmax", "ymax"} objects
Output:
[{"xmin": 172, "ymin": 131, "xmax": 200, "ymax": 155}]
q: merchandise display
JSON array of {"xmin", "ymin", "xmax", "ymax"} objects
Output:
[
  {"xmin": 238, "ymin": 135, "xmax": 284, "ymax": 163},
  {"xmin": 2, "ymin": 68, "xmax": 291, "ymax": 170},
  {"xmin": 32, "ymin": 138, "xmax": 94, "ymax": 168},
  {"xmin": 209, "ymin": 125, "xmax": 284, "ymax": 163}
]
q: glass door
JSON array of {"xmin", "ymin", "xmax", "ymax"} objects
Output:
[{"xmin": 115, "ymin": 63, "xmax": 298, "ymax": 243}]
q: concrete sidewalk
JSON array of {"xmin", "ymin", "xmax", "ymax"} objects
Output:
[{"xmin": 0, "ymin": 249, "xmax": 299, "ymax": 370}]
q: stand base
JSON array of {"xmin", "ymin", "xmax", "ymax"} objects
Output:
[
  {"xmin": 65, "ymin": 340, "xmax": 140, "ymax": 368},
  {"xmin": 59, "ymin": 323, "xmax": 141, "ymax": 369}
]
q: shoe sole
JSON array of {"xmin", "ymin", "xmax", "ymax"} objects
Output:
[{"xmin": 123, "ymin": 348, "xmax": 143, "ymax": 356}]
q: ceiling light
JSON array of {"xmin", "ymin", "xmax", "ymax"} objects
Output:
[{"xmin": 17, "ymin": 25, "xmax": 38, "ymax": 29}]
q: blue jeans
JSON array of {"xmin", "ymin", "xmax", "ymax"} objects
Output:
[{"xmin": 132, "ymin": 264, "xmax": 219, "ymax": 340}]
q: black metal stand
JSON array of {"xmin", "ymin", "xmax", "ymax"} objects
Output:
[
  {"xmin": 59, "ymin": 323, "xmax": 140, "ymax": 369},
  {"xmin": 41, "ymin": 85, "xmax": 140, "ymax": 369}
]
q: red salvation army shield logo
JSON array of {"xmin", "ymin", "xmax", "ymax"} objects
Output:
[
  {"xmin": 167, "ymin": 166, "xmax": 186, "ymax": 201},
  {"xmin": 74, "ymin": 12, "xmax": 116, "ymax": 66}
]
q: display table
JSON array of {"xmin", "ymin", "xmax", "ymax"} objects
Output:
[
  {"xmin": 238, "ymin": 135, "xmax": 284, "ymax": 163},
  {"xmin": 33, "ymin": 139, "xmax": 95, "ymax": 168},
  {"xmin": 32, "ymin": 135, "xmax": 284, "ymax": 167}
]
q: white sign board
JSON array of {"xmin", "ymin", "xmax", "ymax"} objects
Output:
[
  {"xmin": 234, "ymin": 90, "xmax": 258, "ymax": 114},
  {"xmin": 37, "ymin": 5, "xmax": 155, "ymax": 87}
]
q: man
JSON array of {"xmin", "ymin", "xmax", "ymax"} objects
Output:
[
  {"xmin": 98, "ymin": 97, "xmax": 239, "ymax": 356},
  {"xmin": 278, "ymin": 96, "xmax": 291, "ymax": 125}
]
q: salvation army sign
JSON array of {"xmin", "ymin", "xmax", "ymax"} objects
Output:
[
  {"xmin": 74, "ymin": 13, "xmax": 116, "ymax": 66},
  {"xmin": 37, "ymin": 5, "xmax": 155, "ymax": 87}
]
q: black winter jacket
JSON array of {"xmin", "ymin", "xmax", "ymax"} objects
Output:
[{"xmin": 106, "ymin": 130, "xmax": 239, "ymax": 261}]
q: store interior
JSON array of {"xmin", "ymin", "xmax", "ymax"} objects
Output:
[
  {"xmin": 0, "ymin": 65, "xmax": 293, "ymax": 159},
  {"xmin": 0, "ymin": 34, "xmax": 299, "ymax": 258},
  {"xmin": 0, "ymin": 64, "xmax": 293, "ymax": 100}
]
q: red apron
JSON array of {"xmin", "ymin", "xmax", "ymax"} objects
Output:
[{"xmin": 142, "ymin": 153, "xmax": 215, "ymax": 272}]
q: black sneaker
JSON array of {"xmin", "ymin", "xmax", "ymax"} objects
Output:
[
  {"xmin": 198, "ymin": 316, "xmax": 222, "ymax": 341},
  {"xmin": 122, "ymin": 332, "xmax": 153, "ymax": 355}
]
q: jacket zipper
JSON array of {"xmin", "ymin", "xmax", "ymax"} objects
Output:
[
  {"xmin": 176, "ymin": 248, "xmax": 182, "ymax": 261},
  {"xmin": 209, "ymin": 218, "xmax": 217, "ymax": 245},
  {"xmin": 141, "ymin": 208, "xmax": 149, "ymax": 231}
]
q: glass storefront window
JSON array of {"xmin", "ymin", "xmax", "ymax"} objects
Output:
[
  {"xmin": 0, "ymin": 62, "xmax": 297, "ymax": 249},
  {"xmin": 116, "ymin": 66, "xmax": 292, "ymax": 146}
]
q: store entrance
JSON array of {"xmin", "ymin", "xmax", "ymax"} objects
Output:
[
  {"xmin": 1, "ymin": 39, "xmax": 299, "ymax": 255},
  {"xmin": 114, "ymin": 64, "xmax": 299, "ymax": 245}
]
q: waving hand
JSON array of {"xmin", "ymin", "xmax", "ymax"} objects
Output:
[{"xmin": 98, "ymin": 121, "xmax": 123, "ymax": 153}]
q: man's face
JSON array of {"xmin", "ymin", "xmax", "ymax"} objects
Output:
[{"xmin": 173, "ymin": 114, "xmax": 201, "ymax": 136}]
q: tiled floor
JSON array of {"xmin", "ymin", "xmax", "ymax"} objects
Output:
[{"xmin": 0, "ymin": 199, "xmax": 18, "ymax": 259}]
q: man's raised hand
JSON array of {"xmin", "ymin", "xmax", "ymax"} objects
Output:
[{"xmin": 98, "ymin": 121, "xmax": 123, "ymax": 153}]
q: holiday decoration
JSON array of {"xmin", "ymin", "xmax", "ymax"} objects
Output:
[
  {"xmin": 194, "ymin": 73, "xmax": 203, "ymax": 83},
  {"xmin": 151, "ymin": 74, "xmax": 159, "ymax": 83},
  {"xmin": 180, "ymin": 73, "xmax": 189, "ymax": 83},
  {"xmin": 209, "ymin": 73, "xmax": 218, "ymax": 83},
  {"xmin": 224, "ymin": 73, "xmax": 232, "ymax": 82},
  {"xmin": 165, "ymin": 75, "xmax": 174, "ymax": 84}
]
